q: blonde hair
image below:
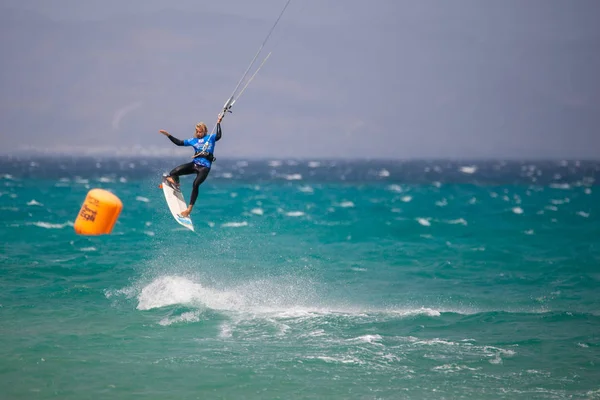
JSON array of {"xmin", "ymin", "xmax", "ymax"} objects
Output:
[{"xmin": 195, "ymin": 122, "xmax": 208, "ymax": 134}]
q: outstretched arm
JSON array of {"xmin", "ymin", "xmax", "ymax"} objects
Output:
[{"xmin": 159, "ymin": 130, "xmax": 184, "ymax": 146}]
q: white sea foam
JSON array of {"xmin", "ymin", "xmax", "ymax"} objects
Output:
[
  {"xmin": 484, "ymin": 345, "xmax": 516, "ymax": 364},
  {"xmin": 268, "ymin": 160, "xmax": 282, "ymax": 167},
  {"xmin": 219, "ymin": 323, "xmax": 233, "ymax": 338},
  {"xmin": 136, "ymin": 275, "xmax": 327, "ymax": 314},
  {"xmin": 447, "ymin": 218, "xmax": 468, "ymax": 226},
  {"xmin": 338, "ymin": 201, "xmax": 354, "ymax": 208},
  {"xmin": 80, "ymin": 247, "xmax": 97, "ymax": 252},
  {"xmin": 220, "ymin": 172, "xmax": 233, "ymax": 179},
  {"xmin": 309, "ymin": 356, "xmax": 362, "ymax": 365},
  {"xmin": 307, "ymin": 161, "xmax": 321, "ymax": 168},
  {"xmin": 27, "ymin": 199, "xmax": 43, "ymax": 206},
  {"xmin": 131, "ymin": 275, "xmax": 496, "ymax": 338},
  {"xmin": 348, "ymin": 334, "xmax": 383, "ymax": 345},
  {"xmin": 435, "ymin": 198, "xmax": 448, "ymax": 207},
  {"xmin": 459, "ymin": 165, "xmax": 477, "ymax": 174},
  {"xmin": 524, "ymin": 230, "xmax": 534, "ymax": 235},
  {"xmin": 550, "ymin": 198, "xmax": 570, "ymax": 205},
  {"xmin": 393, "ymin": 307, "xmax": 440, "ymax": 317},
  {"xmin": 135, "ymin": 196, "xmax": 150, "ymax": 203},
  {"xmin": 285, "ymin": 211, "xmax": 305, "ymax": 217},
  {"xmin": 411, "ymin": 337, "xmax": 458, "ymax": 346},
  {"xmin": 159, "ymin": 311, "xmax": 202, "ymax": 326},
  {"xmin": 32, "ymin": 221, "xmax": 73, "ymax": 229},
  {"xmin": 577, "ymin": 211, "xmax": 590, "ymax": 218},
  {"xmin": 433, "ymin": 364, "xmax": 480, "ymax": 373},
  {"xmin": 545, "ymin": 205, "xmax": 558, "ymax": 211},
  {"xmin": 303, "ymin": 330, "xmax": 326, "ymax": 337},
  {"xmin": 378, "ymin": 169, "xmax": 390, "ymax": 177},
  {"xmin": 221, "ymin": 221, "xmax": 249, "ymax": 228},
  {"xmin": 400, "ymin": 196, "xmax": 412, "ymax": 203},
  {"xmin": 549, "ymin": 183, "xmax": 570, "ymax": 190},
  {"xmin": 586, "ymin": 388, "xmax": 600, "ymax": 398},
  {"xmin": 98, "ymin": 177, "xmax": 114, "ymax": 183},
  {"xmin": 119, "ymin": 177, "xmax": 127, "ymax": 183},
  {"xmin": 387, "ymin": 184, "xmax": 402, "ymax": 193},
  {"xmin": 250, "ymin": 208, "xmax": 264, "ymax": 216},
  {"xmin": 584, "ymin": 188, "xmax": 592, "ymax": 195},
  {"xmin": 298, "ymin": 185, "xmax": 314, "ymax": 193},
  {"xmin": 512, "ymin": 207, "xmax": 524, "ymax": 215},
  {"xmin": 417, "ymin": 218, "xmax": 431, "ymax": 226},
  {"xmin": 137, "ymin": 276, "xmax": 227, "ymax": 310},
  {"xmin": 404, "ymin": 336, "xmax": 516, "ymax": 368}
]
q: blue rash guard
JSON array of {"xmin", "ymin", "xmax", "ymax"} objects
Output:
[
  {"xmin": 184, "ymin": 134, "xmax": 217, "ymax": 168},
  {"xmin": 166, "ymin": 123, "xmax": 222, "ymax": 168}
]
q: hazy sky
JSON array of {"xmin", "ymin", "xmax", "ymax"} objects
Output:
[{"xmin": 1, "ymin": 0, "xmax": 599, "ymax": 159}]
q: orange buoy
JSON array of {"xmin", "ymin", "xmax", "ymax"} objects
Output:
[{"xmin": 74, "ymin": 189, "xmax": 123, "ymax": 235}]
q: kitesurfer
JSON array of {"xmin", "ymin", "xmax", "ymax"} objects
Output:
[{"xmin": 159, "ymin": 113, "xmax": 223, "ymax": 217}]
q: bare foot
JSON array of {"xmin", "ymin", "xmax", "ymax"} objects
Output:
[
  {"xmin": 180, "ymin": 209, "xmax": 191, "ymax": 218},
  {"xmin": 166, "ymin": 176, "xmax": 178, "ymax": 187}
]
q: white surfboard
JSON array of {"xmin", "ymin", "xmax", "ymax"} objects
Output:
[{"xmin": 161, "ymin": 174, "xmax": 194, "ymax": 231}]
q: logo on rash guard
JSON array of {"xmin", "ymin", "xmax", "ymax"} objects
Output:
[
  {"xmin": 202, "ymin": 138, "xmax": 210, "ymax": 152},
  {"xmin": 193, "ymin": 138, "xmax": 207, "ymax": 151}
]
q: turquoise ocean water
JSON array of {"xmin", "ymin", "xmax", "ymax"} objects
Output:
[{"xmin": 1, "ymin": 156, "xmax": 599, "ymax": 399}]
